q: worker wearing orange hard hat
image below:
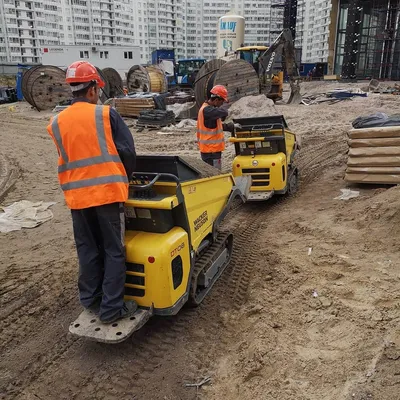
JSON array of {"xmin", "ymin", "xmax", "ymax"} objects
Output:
[
  {"xmin": 47, "ymin": 61, "xmax": 137, "ymax": 324},
  {"xmin": 196, "ymin": 85, "xmax": 239, "ymax": 170}
]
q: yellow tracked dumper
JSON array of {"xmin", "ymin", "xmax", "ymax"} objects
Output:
[
  {"xmin": 230, "ymin": 116, "xmax": 299, "ymax": 201},
  {"xmin": 69, "ymin": 155, "xmax": 250, "ymax": 343}
]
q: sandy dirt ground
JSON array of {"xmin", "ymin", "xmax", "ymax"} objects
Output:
[{"xmin": 1, "ymin": 81, "xmax": 400, "ymax": 400}]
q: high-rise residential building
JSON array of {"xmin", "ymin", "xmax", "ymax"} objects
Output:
[
  {"xmin": 0, "ymin": 0, "xmax": 135, "ymax": 64},
  {"xmin": 0, "ymin": 0, "xmax": 336, "ymax": 68},
  {"xmin": 298, "ymin": 0, "xmax": 332, "ymax": 63}
]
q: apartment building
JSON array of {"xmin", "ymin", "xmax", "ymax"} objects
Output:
[
  {"xmin": 0, "ymin": 0, "xmax": 334, "ymax": 66},
  {"xmin": 0, "ymin": 0, "xmax": 135, "ymax": 64},
  {"xmin": 297, "ymin": 0, "xmax": 332, "ymax": 62}
]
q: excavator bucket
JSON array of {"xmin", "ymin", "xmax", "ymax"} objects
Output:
[{"xmin": 287, "ymin": 81, "xmax": 302, "ymax": 104}]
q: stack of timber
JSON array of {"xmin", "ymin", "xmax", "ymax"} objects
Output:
[
  {"xmin": 114, "ymin": 97, "xmax": 155, "ymax": 118},
  {"xmin": 345, "ymin": 126, "xmax": 400, "ymax": 184}
]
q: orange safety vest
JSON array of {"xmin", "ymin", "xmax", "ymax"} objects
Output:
[
  {"xmin": 196, "ymin": 102, "xmax": 225, "ymax": 153},
  {"xmin": 47, "ymin": 102, "xmax": 129, "ymax": 210}
]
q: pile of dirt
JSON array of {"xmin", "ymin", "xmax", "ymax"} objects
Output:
[
  {"xmin": 226, "ymin": 94, "xmax": 277, "ymax": 121},
  {"xmin": 355, "ymin": 186, "xmax": 400, "ymax": 234}
]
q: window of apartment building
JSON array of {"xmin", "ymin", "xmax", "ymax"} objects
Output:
[
  {"xmin": 124, "ymin": 51, "xmax": 133, "ymax": 59},
  {"xmin": 100, "ymin": 51, "xmax": 109, "ymax": 59},
  {"xmin": 80, "ymin": 50, "xmax": 89, "ymax": 58}
]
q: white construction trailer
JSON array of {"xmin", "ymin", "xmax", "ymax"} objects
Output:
[{"xmin": 41, "ymin": 45, "xmax": 140, "ymax": 78}]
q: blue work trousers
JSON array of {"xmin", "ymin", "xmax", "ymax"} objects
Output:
[
  {"xmin": 200, "ymin": 151, "xmax": 222, "ymax": 170},
  {"xmin": 71, "ymin": 202, "xmax": 126, "ymax": 321}
]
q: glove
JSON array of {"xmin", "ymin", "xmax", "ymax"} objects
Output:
[{"xmin": 234, "ymin": 123, "xmax": 242, "ymax": 130}]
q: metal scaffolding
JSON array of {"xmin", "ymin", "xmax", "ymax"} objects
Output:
[
  {"xmin": 339, "ymin": 0, "xmax": 400, "ymax": 79},
  {"xmin": 269, "ymin": 0, "xmax": 298, "ymax": 44}
]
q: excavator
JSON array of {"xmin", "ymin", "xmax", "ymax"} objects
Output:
[{"xmin": 237, "ymin": 29, "xmax": 302, "ymax": 104}]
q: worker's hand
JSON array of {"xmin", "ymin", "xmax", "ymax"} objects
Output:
[{"xmin": 234, "ymin": 123, "xmax": 242, "ymax": 130}]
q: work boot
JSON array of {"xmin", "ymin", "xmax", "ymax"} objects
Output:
[
  {"xmin": 100, "ymin": 301, "xmax": 138, "ymax": 324},
  {"xmin": 86, "ymin": 297, "xmax": 102, "ymax": 315}
]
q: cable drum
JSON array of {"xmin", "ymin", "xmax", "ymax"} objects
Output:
[
  {"xmin": 102, "ymin": 67, "xmax": 124, "ymax": 97},
  {"xmin": 22, "ymin": 65, "xmax": 71, "ymax": 111},
  {"xmin": 21, "ymin": 66, "xmax": 40, "ymax": 107},
  {"xmin": 194, "ymin": 59, "xmax": 226, "ymax": 107},
  {"xmin": 95, "ymin": 67, "xmax": 111, "ymax": 103},
  {"xmin": 194, "ymin": 59, "xmax": 260, "ymax": 107},
  {"xmin": 146, "ymin": 65, "xmax": 168, "ymax": 93},
  {"xmin": 126, "ymin": 65, "xmax": 167, "ymax": 94}
]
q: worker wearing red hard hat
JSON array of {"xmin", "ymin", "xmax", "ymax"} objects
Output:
[
  {"xmin": 47, "ymin": 61, "xmax": 137, "ymax": 324},
  {"xmin": 196, "ymin": 85, "xmax": 239, "ymax": 170}
]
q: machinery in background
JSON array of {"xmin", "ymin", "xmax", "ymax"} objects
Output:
[
  {"xmin": 235, "ymin": 46, "xmax": 268, "ymax": 75},
  {"xmin": 176, "ymin": 58, "xmax": 206, "ymax": 87},
  {"xmin": 258, "ymin": 28, "xmax": 302, "ymax": 104},
  {"xmin": 151, "ymin": 49, "xmax": 206, "ymax": 89},
  {"xmin": 70, "ymin": 155, "xmax": 250, "ymax": 343},
  {"xmin": 220, "ymin": 29, "xmax": 301, "ymax": 103},
  {"xmin": 0, "ymin": 87, "xmax": 17, "ymax": 104},
  {"xmin": 230, "ymin": 115, "xmax": 299, "ymax": 201}
]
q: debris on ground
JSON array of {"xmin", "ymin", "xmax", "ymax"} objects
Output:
[
  {"xmin": 301, "ymin": 88, "xmax": 367, "ymax": 106},
  {"xmin": 0, "ymin": 200, "xmax": 56, "ymax": 233},
  {"xmin": 167, "ymin": 101, "xmax": 195, "ymax": 118},
  {"xmin": 158, "ymin": 119, "xmax": 197, "ymax": 134},
  {"xmin": 334, "ymin": 188, "xmax": 360, "ymax": 200}
]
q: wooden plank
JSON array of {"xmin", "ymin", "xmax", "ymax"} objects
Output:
[
  {"xmin": 345, "ymin": 173, "xmax": 400, "ymax": 184},
  {"xmin": 349, "ymin": 138, "xmax": 400, "ymax": 147},
  {"xmin": 347, "ymin": 156, "xmax": 400, "ymax": 166},
  {"xmin": 349, "ymin": 126, "xmax": 400, "ymax": 139},
  {"xmin": 347, "ymin": 166, "xmax": 400, "ymax": 174},
  {"xmin": 349, "ymin": 146, "xmax": 400, "ymax": 157},
  {"xmin": 323, "ymin": 75, "xmax": 340, "ymax": 80}
]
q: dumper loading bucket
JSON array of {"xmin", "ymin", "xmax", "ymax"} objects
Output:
[{"xmin": 133, "ymin": 155, "xmax": 221, "ymax": 182}]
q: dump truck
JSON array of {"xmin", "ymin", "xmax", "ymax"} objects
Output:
[
  {"xmin": 69, "ymin": 155, "xmax": 250, "ymax": 343},
  {"xmin": 230, "ymin": 115, "xmax": 299, "ymax": 201}
]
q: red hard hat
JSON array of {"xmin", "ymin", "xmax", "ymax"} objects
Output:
[
  {"xmin": 65, "ymin": 61, "xmax": 105, "ymax": 89},
  {"xmin": 210, "ymin": 85, "xmax": 229, "ymax": 102}
]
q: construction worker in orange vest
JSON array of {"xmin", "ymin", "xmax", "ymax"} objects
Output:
[
  {"xmin": 196, "ymin": 85, "xmax": 238, "ymax": 170},
  {"xmin": 47, "ymin": 61, "xmax": 137, "ymax": 324}
]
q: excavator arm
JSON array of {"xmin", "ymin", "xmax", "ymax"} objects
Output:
[{"xmin": 259, "ymin": 29, "xmax": 301, "ymax": 104}]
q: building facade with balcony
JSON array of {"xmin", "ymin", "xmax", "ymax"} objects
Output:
[{"xmin": 0, "ymin": 0, "xmax": 135, "ymax": 64}]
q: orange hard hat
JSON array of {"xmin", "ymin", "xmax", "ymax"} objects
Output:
[
  {"xmin": 210, "ymin": 85, "xmax": 229, "ymax": 102},
  {"xmin": 65, "ymin": 61, "xmax": 105, "ymax": 91}
]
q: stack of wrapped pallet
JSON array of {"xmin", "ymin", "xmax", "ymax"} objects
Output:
[{"xmin": 345, "ymin": 126, "xmax": 400, "ymax": 184}]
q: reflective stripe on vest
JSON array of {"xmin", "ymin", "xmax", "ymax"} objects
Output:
[
  {"xmin": 52, "ymin": 105, "xmax": 121, "ymax": 174},
  {"xmin": 61, "ymin": 175, "xmax": 128, "ymax": 191},
  {"xmin": 198, "ymin": 139, "xmax": 225, "ymax": 144}
]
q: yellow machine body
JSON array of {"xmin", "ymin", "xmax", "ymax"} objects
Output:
[
  {"xmin": 123, "ymin": 163, "xmax": 236, "ymax": 315},
  {"xmin": 230, "ymin": 116, "xmax": 298, "ymax": 200},
  {"xmin": 124, "ymin": 227, "xmax": 190, "ymax": 311},
  {"xmin": 69, "ymin": 155, "xmax": 249, "ymax": 343}
]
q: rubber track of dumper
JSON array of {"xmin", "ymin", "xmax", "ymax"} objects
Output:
[{"xmin": 189, "ymin": 232, "xmax": 232, "ymax": 305}]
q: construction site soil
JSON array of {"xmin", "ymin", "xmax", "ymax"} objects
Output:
[{"xmin": 1, "ymin": 81, "xmax": 400, "ymax": 400}]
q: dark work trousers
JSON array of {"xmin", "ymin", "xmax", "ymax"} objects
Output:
[
  {"xmin": 71, "ymin": 202, "xmax": 126, "ymax": 321},
  {"xmin": 200, "ymin": 151, "xmax": 222, "ymax": 170}
]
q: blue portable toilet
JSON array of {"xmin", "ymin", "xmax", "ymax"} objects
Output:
[{"xmin": 16, "ymin": 64, "xmax": 33, "ymax": 101}]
